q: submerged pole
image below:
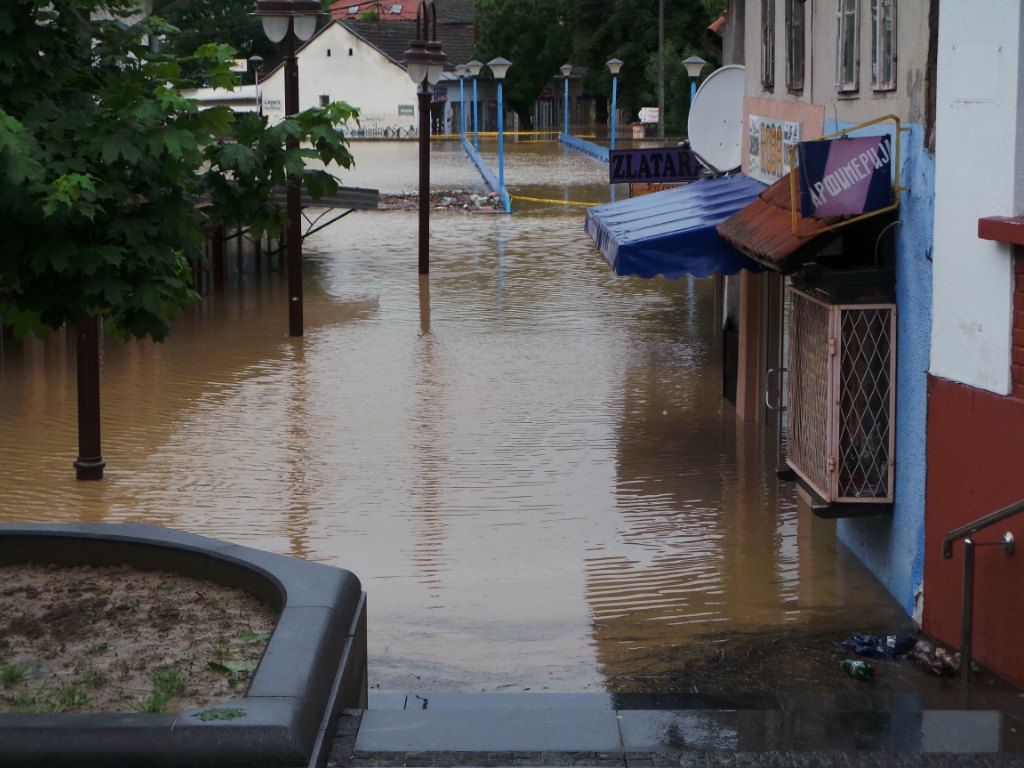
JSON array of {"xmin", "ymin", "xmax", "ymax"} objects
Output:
[{"xmin": 74, "ymin": 315, "xmax": 105, "ymax": 480}]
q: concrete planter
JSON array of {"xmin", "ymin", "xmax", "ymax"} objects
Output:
[{"xmin": 0, "ymin": 523, "xmax": 367, "ymax": 768}]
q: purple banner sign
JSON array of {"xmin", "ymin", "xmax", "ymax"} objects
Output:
[
  {"xmin": 609, "ymin": 147, "xmax": 702, "ymax": 185},
  {"xmin": 797, "ymin": 135, "xmax": 894, "ymax": 218}
]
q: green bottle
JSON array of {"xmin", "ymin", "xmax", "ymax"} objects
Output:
[{"xmin": 840, "ymin": 659, "xmax": 875, "ymax": 681}]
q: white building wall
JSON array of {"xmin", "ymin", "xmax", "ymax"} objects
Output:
[
  {"xmin": 260, "ymin": 22, "xmax": 421, "ymax": 135},
  {"xmin": 930, "ymin": 0, "xmax": 1023, "ymax": 394}
]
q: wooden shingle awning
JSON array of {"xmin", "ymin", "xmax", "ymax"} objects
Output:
[{"xmin": 716, "ymin": 172, "xmax": 841, "ymax": 273}]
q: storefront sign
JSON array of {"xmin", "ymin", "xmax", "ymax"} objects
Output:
[
  {"xmin": 748, "ymin": 115, "xmax": 800, "ymax": 184},
  {"xmin": 609, "ymin": 147, "xmax": 701, "ymax": 184},
  {"xmin": 638, "ymin": 107, "xmax": 660, "ymax": 124},
  {"xmin": 432, "ymin": 88, "xmax": 447, "ymax": 103},
  {"xmin": 263, "ymin": 98, "xmax": 282, "ymax": 112},
  {"xmin": 398, "ymin": 104, "xmax": 415, "ymax": 116},
  {"xmin": 797, "ymin": 135, "xmax": 894, "ymax": 218}
]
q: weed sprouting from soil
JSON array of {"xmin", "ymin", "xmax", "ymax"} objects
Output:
[
  {"xmin": 0, "ymin": 564, "xmax": 277, "ymax": 714},
  {"xmin": 1, "ymin": 666, "xmax": 25, "ymax": 685}
]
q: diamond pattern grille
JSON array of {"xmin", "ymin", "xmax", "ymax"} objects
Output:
[
  {"xmin": 786, "ymin": 289, "xmax": 895, "ymax": 503},
  {"xmin": 837, "ymin": 306, "xmax": 894, "ymax": 500},
  {"xmin": 787, "ymin": 290, "xmax": 832, "ymax": 497}
]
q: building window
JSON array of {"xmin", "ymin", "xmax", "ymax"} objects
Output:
[
  {"xmin": 871, "ymin": 0, "xmax": 897, "ymax": 91},
  {"xmin": 837, "ymin": 0, "xmax": 860, "ymax": 93},
  {"xmin": 761, "ymin": 0, "xmax": 776, "ymax": 89},
  {"xmin": 785, "ymin": 0, "xmax": 805, "ymax": 92}
]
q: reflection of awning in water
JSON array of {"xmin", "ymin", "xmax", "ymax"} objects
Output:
[{"xmin": 584, "ymin": 174, "xmax": 766, "ymax": 279}]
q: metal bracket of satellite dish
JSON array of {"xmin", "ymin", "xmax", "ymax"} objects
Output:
[{"xmin": 687, "ymin": 64, "xmax": 745, "ymax": 175}]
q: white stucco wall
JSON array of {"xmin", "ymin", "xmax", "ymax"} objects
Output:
[
  {"xmin": 930, "ymin": 0, "xmax": 1023, "ymax": 394},
  {"xmin": 259, "ymin": 22, "xmax": 422, "ymax": 134}
]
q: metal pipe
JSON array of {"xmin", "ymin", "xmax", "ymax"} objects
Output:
[
  {"xmin": 472, "ymin": 76, "xmax": 479, "ymax": 151},
  {"xmin": 285, "ymin": 26, "xmax": 303, "ymax": 337},
  {"xmin": 610, "ymin": 74, "xmax": 618, "ymax": 151},
  {"xmin": 496, "ymin": 79, "xmax": 505, "ymax": 207},
  {"xmin": 418, "ymin": 84, "xmax": 431, "ymax": 275},
  {"xmin": 960, "ymin": 538, "xmax": 975, "ymax": 683}
]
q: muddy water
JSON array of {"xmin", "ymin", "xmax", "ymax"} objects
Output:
[{"xmin": 0, "ymin": 140, "xmax": 906, "ymax": 693}]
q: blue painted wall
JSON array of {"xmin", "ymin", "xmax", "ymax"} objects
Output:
[{"xmin": 827, "ymin": 120, "xmax": 934, "ymax": 619}]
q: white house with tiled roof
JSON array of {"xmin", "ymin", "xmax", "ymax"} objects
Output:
[
  {"xmin": 259, "ymin": 21, "xmax": 421, "ymax": 135},
  {"xmin": 258, "ymin": 16, "xmax": 487, "ymax": 137}
]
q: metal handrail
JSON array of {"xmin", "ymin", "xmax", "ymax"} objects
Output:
[
  {"xmin": 941, "ymin": 497, "xmax": 1022, "ymax": 682},
  {"xmin": 941, "ymin": 498, "xmax": 1024, "ymax": 558}
]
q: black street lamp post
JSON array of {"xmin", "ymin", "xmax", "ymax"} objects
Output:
[
  {"xmin": 252, "ymin": 0, "xmax": 323, "ymax": 337},
  {"xmin": 404, "ymin": 0, "xmax": 447, "ymax": 276}
]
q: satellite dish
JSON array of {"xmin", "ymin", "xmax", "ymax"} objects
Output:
[{"xmin": 687, "ymin": 64, "xmax": 745, "ymax": 173}]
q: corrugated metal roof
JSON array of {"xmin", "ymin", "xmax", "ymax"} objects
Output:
[
  {"xmin": 716, "ymin": 172, "xmax": 839, "ymax": 273},
  {"xmin": 584, "ymin": 174, "xmax": 766, "ymax": 279}
]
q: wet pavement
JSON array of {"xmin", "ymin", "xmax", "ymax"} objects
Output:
[{"xmin": 329, "ymin": 691, "xmax": 1024, "ymax": 767}]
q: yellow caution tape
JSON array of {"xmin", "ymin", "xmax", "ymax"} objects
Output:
[{"xmin": 510, "ymin": 195, "xmax": 601, "ymax": 207}]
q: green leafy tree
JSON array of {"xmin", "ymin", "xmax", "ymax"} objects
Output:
[
  {"xmin": 566, "ymin": 0, "xmax": 723, "ymax": 134},
  {"xmin": 0, "ymin": 0, "xmax": 358, "ymax": 342},
  {"xmin": 472, "ymin": 0, "xmax": 570, "ymax": 130},
  {"xmin": 153, "ymin": 0, "xmax": 332, "ymax": 65}
]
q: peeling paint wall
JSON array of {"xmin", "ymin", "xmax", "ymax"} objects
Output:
[{"xmin": 835, "ymin": 120, "xmax": 934, "ymax": 619}]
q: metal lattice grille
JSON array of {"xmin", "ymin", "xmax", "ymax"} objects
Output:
[
  {"xmin": 786, "ymin": 288, "xmax": 896, "ymax": 504},
  {"xmin": 836, "ymin": 305, "xmax": 895, "ymax": 501},
  {"xmin": 786, "ymin": 290, "xmax": 832, "ymax": 497}
]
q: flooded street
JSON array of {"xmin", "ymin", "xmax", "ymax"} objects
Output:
[{"xmin": 0, "ymin": 139, "xmax": 908, "ymax": 693}]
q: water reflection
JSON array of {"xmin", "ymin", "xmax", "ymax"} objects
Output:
[{"xmin": 0, "ymin": 140, "xmax": 906, "ymax": 692}]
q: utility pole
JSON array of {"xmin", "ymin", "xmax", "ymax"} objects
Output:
[{"xmin": 658, "ymin": 0, "xmax": 665, "ymax": 139}]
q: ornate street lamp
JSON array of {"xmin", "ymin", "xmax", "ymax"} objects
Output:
[
  {"xmin": 606, "ymin": 58, "xmax": 623, "ymax": 151},
  {"xmin": 404, "ymin": 0, "xmax": 447, "ymax": 275},
  {"xmin": 249, "ymin": 54, "xmax": 264, "ymax": 116},
  {"xmin": 252, "ymin": 0, "xmax": 324, "ymax": 337},
  {"xmin": 682, "ymin": 56, "xmax": 708, "ymax": 105},
  {"xmin": 466, "ymin": 59, "xmax": 483, "ymax": 150},
  {"xmin": 455, "ymin": 63, "xmax": 467, "ymax": 139},
  {"xmin": 559, "ymin": 62, "xmax": 572, "ymax": 137},
  {"xmin": 487, "ymin": 57, "xmax": 511, "ymax": 214}
]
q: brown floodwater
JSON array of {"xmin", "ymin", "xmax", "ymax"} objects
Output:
[{"xmin": 0, "ymin": 139, "xmax": 908, "ymax": 693}]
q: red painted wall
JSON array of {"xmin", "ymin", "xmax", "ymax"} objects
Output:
[{"xmin": 924, "ymin": 376, "xmax": 1024, "ymax": 686}]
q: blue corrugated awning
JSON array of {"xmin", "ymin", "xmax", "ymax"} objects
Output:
[{"xmin": 584, "ymin": 174, "xmax": 766, "ymax": 279}]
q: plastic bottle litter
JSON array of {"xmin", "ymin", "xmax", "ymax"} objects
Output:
[{"xmin": 840, "ymin": 658, "xmax": 875, "ymax": 681}]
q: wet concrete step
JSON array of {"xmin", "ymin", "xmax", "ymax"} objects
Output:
[{"xmin": 332, "ymin": 692, "xmax": 1024, "ymax": 762}]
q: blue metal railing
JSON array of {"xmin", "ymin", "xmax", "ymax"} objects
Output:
[
  {"xmin": 461, "ymin": 135, "xmax": 511, "ymax": 213},
  {"xmin": 559, "ymin": 133, "xmax": 609, "ymax": 163}
]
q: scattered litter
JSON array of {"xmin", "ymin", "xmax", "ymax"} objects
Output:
[
  {"xmin": 909, "ymin": 639, "xmax": 961, "ymax": 676},
  {"xmin": 840, "ymin": 633, "xmax": 916, "ymax": 659},
  {"xmin": 837, "ymin": 633, "xmax": 964, "ymax": 678}
]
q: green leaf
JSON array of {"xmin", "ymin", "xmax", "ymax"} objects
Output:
[{"xmin": 100, "ymin": 136, "xmax": 142, "ymax": 165}]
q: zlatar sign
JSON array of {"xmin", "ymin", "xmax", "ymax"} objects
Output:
[{"xmin": 609, "ymin": 147, "xmax": 702, "ymax": 185}]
